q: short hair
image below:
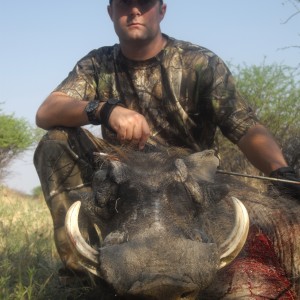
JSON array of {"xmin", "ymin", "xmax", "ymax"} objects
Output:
[{"xmin": 109, "ymin": 0, "xmax": 163, "ymax": 5}]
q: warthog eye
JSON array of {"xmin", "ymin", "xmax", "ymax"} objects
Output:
[{"xmin": 182, "ymin": 180, "xmax": 229, "ymax": 212}]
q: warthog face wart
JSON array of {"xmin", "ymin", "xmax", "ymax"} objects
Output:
[{"xmin": 66, "ymin": 149, "xmax": 249, "ymax": 299}]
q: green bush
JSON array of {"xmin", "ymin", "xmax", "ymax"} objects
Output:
[
  {"xmin": 215, "ymin": 62, "xmax": 300, "ymax": 184},
  {"xmin": 0, "ymin": 111, "xmax": 36, "ymax": 181}
]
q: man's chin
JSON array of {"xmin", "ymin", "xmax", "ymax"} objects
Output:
[{"xmin": 121, "ymin": 34, "xmax": 149, "ymax": 44}]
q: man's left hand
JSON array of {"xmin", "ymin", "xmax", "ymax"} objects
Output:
[{"xmin": 270, "ymin": 166, "xmax": 300, "ymax": 201}]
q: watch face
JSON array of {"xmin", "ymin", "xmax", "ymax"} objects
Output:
[
  {"xmin": 86, "ymin": 100, "xmax": 99, "ymax": 113},
  {"xmin": 85, "ymin": 100, "xmax": 101, "ymax": 125}
]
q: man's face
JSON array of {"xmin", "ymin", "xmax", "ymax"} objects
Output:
[{"xmin": 108, "ymin": 0, "xmax": 166, "ymax": 45}]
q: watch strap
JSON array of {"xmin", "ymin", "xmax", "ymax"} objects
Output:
[{"xmin": 100, "ymin": 99, "xmax": 124, "ymax": 131}]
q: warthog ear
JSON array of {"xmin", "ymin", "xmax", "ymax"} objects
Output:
[
  {"xmin": 93, "ymin": 161, "xmax": 129, "ymax": 185},
  {"xmin": 182, "ymin": 150, "xmax": 219, "ymax": 183},
  {"xmin": 110, "ymin": 160, "xmax": 129, "ymax": 184}
]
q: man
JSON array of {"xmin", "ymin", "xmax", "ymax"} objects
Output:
[{"xmin": 34, "ymin": 0, "xmax": 299, "ymax": 274}]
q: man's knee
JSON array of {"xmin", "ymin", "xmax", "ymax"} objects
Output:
[
  {"xmin": 34, "ymin": 127, "xmax": 95, "ymax": 195},
  {"xmin": 34, "ymin": 128, "xmax": 74, "ymax": 170},
  {"xmin": 33, "ymin": 127, "xmax": 97, "ymax": 272}
]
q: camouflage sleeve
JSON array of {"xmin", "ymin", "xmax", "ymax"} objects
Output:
[
  {"xmin": 53, "ymin": 51, "xmax": 98, "ymax": 101},
  {"xmin": 208, "ymin": 56, "xmax": 259, "ymax": 144}
]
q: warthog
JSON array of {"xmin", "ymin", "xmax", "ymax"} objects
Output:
[{"xmin": 65, "ymin": 147, "xmax": 300, "ymax": 299}]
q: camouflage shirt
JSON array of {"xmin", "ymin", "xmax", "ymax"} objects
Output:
[{"xmin": 54, "ymin": 34, "xmax": 258, "ymax": 151}]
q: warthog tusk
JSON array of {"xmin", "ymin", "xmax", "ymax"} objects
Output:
[
  {"xmin": 65, "ymin": 201, "xmax": 101, "ymax": 276},
  {"xmin": 66, "ymin": 198, "xmax": 249, "ymax": 274},
  {"xmin": 219, "ymin": 197, "xmax": 249, "ymax": 269}
]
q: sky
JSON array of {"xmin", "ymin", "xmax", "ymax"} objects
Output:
[{"xmin": 1, "ymin": 0, "xmax": 299, "ymax": 194}]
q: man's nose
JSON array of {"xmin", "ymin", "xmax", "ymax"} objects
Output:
[{"xmin": 129, "ymin": 4, "xmax": 142, "ymax": 16}]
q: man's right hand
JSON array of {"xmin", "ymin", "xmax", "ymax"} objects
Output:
[{"xmin": 108, "ymin": 106, "xmax": 150, "ymax": 150}]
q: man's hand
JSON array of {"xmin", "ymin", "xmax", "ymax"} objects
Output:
[
  {"xmin": 108, "ymin": 106, "xmax": 150, "ymax": 150},
  {"xmin": 270, "ymin": 167, "xmax": 300, "ymax": 201}
]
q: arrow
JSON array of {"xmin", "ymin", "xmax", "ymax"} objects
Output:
[{"xmin": 217, "ymin": 170, "xmax": 300, "ymax": 185}]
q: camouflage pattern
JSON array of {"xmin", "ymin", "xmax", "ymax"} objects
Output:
[
  {"xmin": 55, "ymin": 34, "xmax": 258, "ymax": 151},
  {"xmin": 34, "ymin": 127, "xmax": 112, "ymax": 272},
  {"xmin": 35, "ymin": 35, "xmax": 259, "ymax": 272}
]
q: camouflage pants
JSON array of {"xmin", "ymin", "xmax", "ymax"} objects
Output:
[{"xmin": 34, "ymin": 127, "xmax": 105, "ymax": 272}]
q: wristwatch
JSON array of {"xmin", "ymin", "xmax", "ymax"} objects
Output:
[
  {"xmin": 85, "ymin": 100, "xmax": 101, "ymax": 125},
  {"xmin": 100, "ymin": 98, "xmax": 124, "ymax": 130}
]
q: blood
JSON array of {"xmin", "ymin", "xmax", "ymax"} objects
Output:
[{"xmin": 223, "ymin": 226, "xmax": 297, "ymax": 299}]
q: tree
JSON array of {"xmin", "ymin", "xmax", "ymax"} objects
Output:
[
  {"xmin": 282, "ymin": 0, "xmax": 300, "ymax": 54},
  {"xmin": 215, "ymin": 62, "xmax": 300, "ymax": 186},
  {"xmin": 0, "ymin": 108, "xmax": 36, "ymax": 181},
  {"xmin": 31, "ymin": 185, "xmax": 43, "ymax": 199},
  {"xmin": 283, "ymin": 0, "xmax": 300, "ymax": 25},
  {"xmin": 234, "ymin": 62, "xmax": 300, "ymax": 142}
]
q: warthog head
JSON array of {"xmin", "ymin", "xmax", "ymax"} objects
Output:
[{"xmin": 66, "ymin": 149, "xmax": 249, "ymax": 299}]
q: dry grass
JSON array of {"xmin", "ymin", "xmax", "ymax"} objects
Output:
[{"xmin": 0, "ymin": 186, "xmax": 97, "ymax": 300}]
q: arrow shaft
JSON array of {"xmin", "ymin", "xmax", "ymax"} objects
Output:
[{"xmin": 217, "ymin": 170, "xmax": 300, "ymax": 185}]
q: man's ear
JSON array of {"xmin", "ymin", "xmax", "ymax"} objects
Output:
[
  {"xmin": 159, "ymin": 3, "xmax": 167, "ymax": 21},
  {"xmin": 107, "ymin": 5, "xmax": 113, "ymax": 20}
]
